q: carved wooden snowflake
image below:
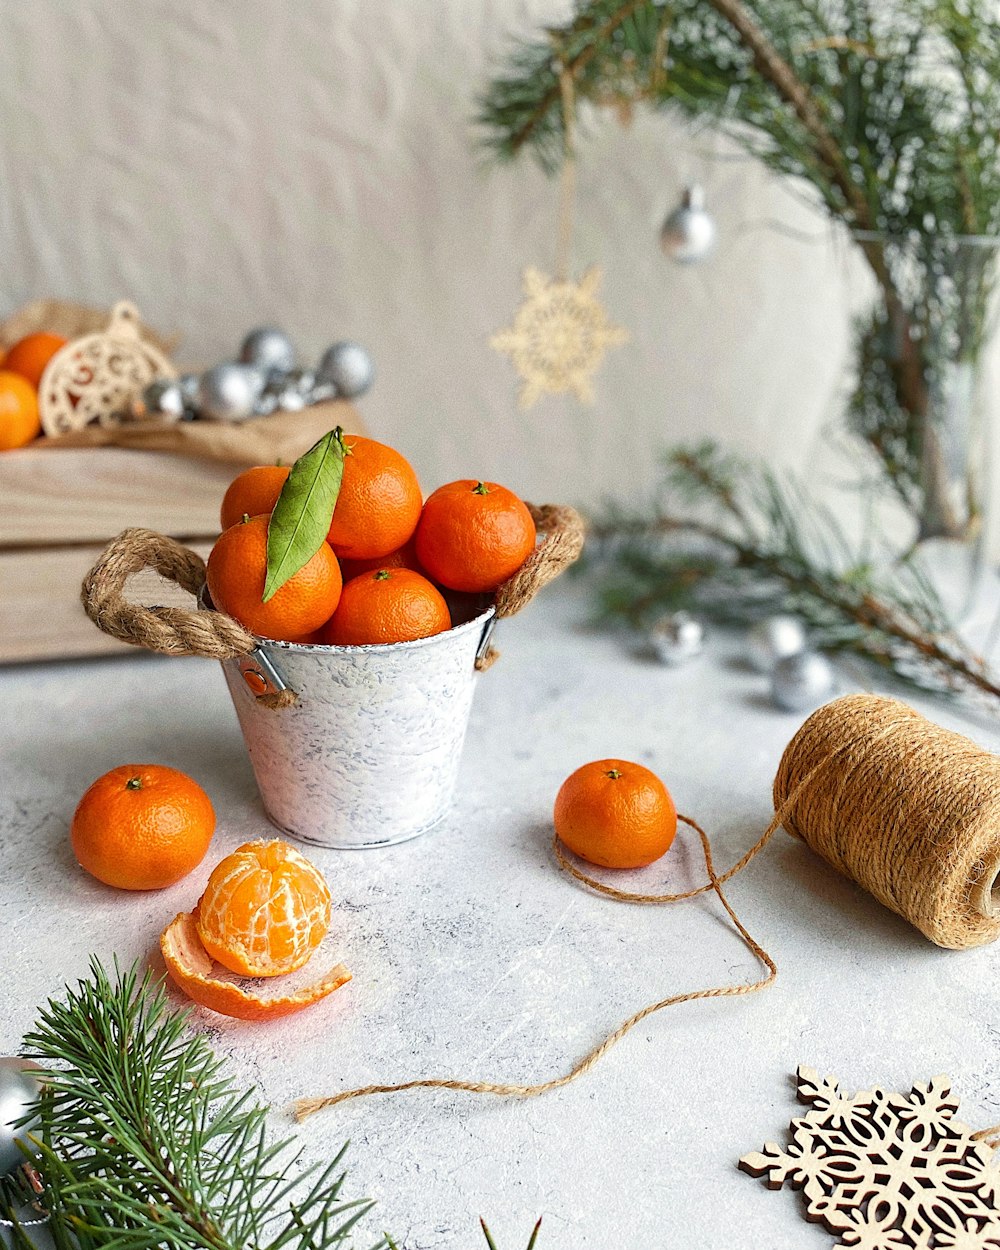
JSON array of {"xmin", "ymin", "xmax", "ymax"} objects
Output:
[
  {"xmin": 740, "ymin": 1067, "xmax": 1000, "ymax": 1249},
  {"xmin": 490, "ymin": 266, "xmax": 628, "ymax": 408}
]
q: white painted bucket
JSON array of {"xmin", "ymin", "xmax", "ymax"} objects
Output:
[{"xmin": 219, "ymin": 605, "xmax": 496, "ymax": 849}]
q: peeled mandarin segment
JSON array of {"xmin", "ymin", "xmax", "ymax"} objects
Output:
[{"xmin": 161, "ymin": 912, "xmax": 351, "ymax": 1022}]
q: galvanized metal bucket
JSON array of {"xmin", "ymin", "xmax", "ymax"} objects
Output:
[{"xmin": 221, "ymin": 607, "xmax": 495, "ymax": 848}]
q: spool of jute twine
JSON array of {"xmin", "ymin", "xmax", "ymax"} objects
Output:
[
  {"xmin": 295, "ymin": 693, "xmax": 1000, "ymax": 1122},
  {"xmin": 79, "ymin": 502, "xmax": 586, "ymax": 705}
]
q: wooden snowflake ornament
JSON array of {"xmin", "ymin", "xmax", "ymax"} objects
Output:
[
  {"xmin": 491, "ymin": 266, "xmax": 628, "ymax": 408},
  {"xmin": 39, "ymin": 300, "xmax": 176, "ymax": 436},
  {"xmin": 740, "ymin": 1066, "xmax": 1000, "ymax": 1249}
]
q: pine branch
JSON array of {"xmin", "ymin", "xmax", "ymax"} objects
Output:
[
  {"xmin": 590, "ymin": 442, "xmax": 1000, "ymax": 707},
  {"xmin": 3, "ymin": 960, "xmax": 383, "ymax": 1250}
]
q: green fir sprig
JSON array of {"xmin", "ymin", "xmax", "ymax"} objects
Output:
[
  {"xmin": 588, "ymin": 441, "xmax": 1000, "ymax": 706},
  {"xmin": 3, "ymin": 959, "xmax": 382, "ymax": 1250}
]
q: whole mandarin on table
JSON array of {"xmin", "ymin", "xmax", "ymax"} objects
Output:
[
  {"xmin": 70, "ymin": 764, "xmax": 216, "ymax": 890},
  {"xmin": 195, "ymin": 839, "xmax": 332, "ymax": 977},
  {"xmin": 322, "ymin": 567, "xmax": 451, "ymax": 646},
  {"xmin": 554, "ymin": 759, "xmax": 677, "ymax": 869},
  {"xmin": 325, "ymin": 434, "xmax": 422, "ymax": 561},
  {"xmin": 220, "ymin": 464, "xmax": 289, "ymax": 531},
  {"xmin": 0, "ymin": 371, "xmax": 41, "ymax": 450},
  {"xmin": 206, "ymin": 514, "xmax": 342, "ymax": 642},
  {"xmin": 3, "ymin": 331, "xmax": 67, "ymax": 389},
  {"xmin": 415, "ymin": 480, "xmax": 536, "ymax": 593}
]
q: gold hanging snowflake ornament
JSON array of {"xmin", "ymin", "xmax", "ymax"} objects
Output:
[
  {"xmin": 491, "ymin": 267, "xmax": 628, "ymax": 408},
  {"xmin": 741, "ymin": 1066, "xmax": 1000, "ymax": 1249}
]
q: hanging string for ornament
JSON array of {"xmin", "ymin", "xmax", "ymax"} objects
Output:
[
  {"xmin": 38, "ymin": 301, "xmax": 177, "ymax": 437},
  {"xmin": 491, "ymin": 64, "xmax": 628, "ymax": 408}
]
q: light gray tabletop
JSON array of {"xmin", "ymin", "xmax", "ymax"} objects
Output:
[{"xmin": 2, "ymin": 580, "xmax": 999, "ymax": 1249}]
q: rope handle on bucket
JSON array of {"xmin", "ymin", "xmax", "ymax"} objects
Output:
[{"xmin": 80, "ymin": 504, "xmax": 586, "ymax": 686}]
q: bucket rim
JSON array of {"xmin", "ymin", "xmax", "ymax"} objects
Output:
[{"xmin": 199, "ymin": 586, "xmax": 496, "ymax": 656}]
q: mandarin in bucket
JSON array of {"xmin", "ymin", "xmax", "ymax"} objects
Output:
[
  {"xmin": 325, "ymin": 435, "xmax": 422, "ymax": 561},
  {"xmin": 206, "ymin": 514, "xmax": 342, "ymax": 641},
  {"xmin": 415, "ymin": 479, "xmax": 536, "ymax": 593},
  {"xmin": 195, "ymin": 839, "xmax": 332, "ymax": 977},
  {"xmin": 322, "ymin": 567, "xmax": 451, "ymax": 646}
]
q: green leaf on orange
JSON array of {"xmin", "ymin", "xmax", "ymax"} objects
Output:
[{"xmin": 263, "ymin": 428, "xmax": 346, "ymax": 602}]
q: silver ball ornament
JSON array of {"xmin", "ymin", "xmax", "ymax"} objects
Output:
[
  {"xmin": 177, "ymin": 373, "xmax": 200, "ymax": 402},
  {"xmin": 660, "ymin": 184, "xmax": 717, "ymax": 264},
  {"xmin": 746, "ymin": 614, "xmax": 807, "ymax": 673},
  {"xmin": 0, "ymin": 1058, "xmax": 43, "ymax": 1176},
  {"xmin": 317, "ymin": 341, "xmax": 375, "ymax": 399},
  {"xmin": 131, "ymin": 379, "xmax": 185, "ymax": 423},
  {"xmin": 238, "ymin": 327, "xmax": 296, "ymax": 374},
  {"xmin": 276, "ymin": 387, "xmax": 306, "ymax": 412},
  {"xmin": 196, "ymin": 363, "xmax": 262, "ymax": 422},
  {"xmin": 770, "ymin": 651, "xmax": 834, "ymax": 712},
  {"xmin": 649, "ymin": 611, "xmax": 706, "ymax": 666}
]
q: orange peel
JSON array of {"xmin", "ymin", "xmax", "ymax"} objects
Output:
[{"xmin": 160, "ymin": 910, "xmax": 351, "ymax": 1021}]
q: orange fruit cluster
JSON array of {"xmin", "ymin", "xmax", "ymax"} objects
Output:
[
  {"xmin": 0, "ymin": 330, "xmax": 66, "ymax": 451},
  {"xmin": 210, "ymin": 433, "xmax": 537, "ymax": 646}
]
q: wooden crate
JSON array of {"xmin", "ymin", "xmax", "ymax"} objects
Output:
[
  {"xmin": 0, "ymin": 446, "xmax": 230, "ymax": 662},
  {"xmin": 1, "ymin": 405, "xmax": 361, "ymax": 662}
]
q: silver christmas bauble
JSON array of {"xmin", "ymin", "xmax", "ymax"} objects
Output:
[
  {"xmin": 317, "ymin": 341, "xmax": 375, "ymax": 399},
  {"xmin": 196, "ymin": 363, "xmax": 262, "ymax": 422},
  {"xmin": 130, "ymin": 379, "xmax": 185, "ymax": 423},
  {"xmin": 770, "ymin": 651, "xmax": 834, "ymax": 712},
  {"xmin": 253, "ymin": 392, "xmax": 280, "ymax": 417},
  {"xmin": 177, "ymin": 373, "xmax": 200, "ymax": 402},
  {"xmin": 276, "ymin": 387, "xmax": 306, "ymax": 412},
  {"xmin": 311, "ymin": 380, "xmax": 338, "ymax": 404},
  {"xmin": 238, "ymin": 327, "xmax": 295, "ymax": 374},
  {"xmin": 746, "ymin": 614, "xmax": 807, "ymax": 673},
  {"xmin": 0, "ymin": 1058, "xmax": 43, "ymax": 1176},
  {"xmin": 649, "ymin": 611, "xmax": 706, "ymax": 666},
  {"xmin": 660, "ymin": 185, "xmax": 717, "ymax": 264}
]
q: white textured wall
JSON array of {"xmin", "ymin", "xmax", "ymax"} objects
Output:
[{"xmin": 6, "ymin": 0, "xmax": 993, "ymax": 550}]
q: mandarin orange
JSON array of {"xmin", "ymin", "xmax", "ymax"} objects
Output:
[
  {"xmin": 415, "ymin": 480, "xmax": 535, "ymax": 593},
  {"xmin": 322, "ymin": 568, "xmax": 451, "ymax": 646},
  {"xmin": 71, "ymin": 764, "xmax": 216, "ymax": 890},
  {"xmin": 325, "ymin": 435, "xmax": 422, "ymax": 561},
  {"xmin": 195, "ymin": 839, "xmax": 332, "ymax": 977},
  {"xmin": 219, "ymin": 464, "xmax": 289, "ymax": 531},
  {"xmin": 0, "ymin": 371, "xmax": 41, "ymax": 450},
  {"xmin": 554, "ymin": 759, "xmax": 677, "ymax": 869},
  {"xmin": 206, "ymin": 514, "xmax": 342, "ymax": 642},
  {"xmin": 4, "ymin": 331, "xmax": 67, "ymax": 389}
]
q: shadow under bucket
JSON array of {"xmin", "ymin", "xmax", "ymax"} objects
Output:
[{"xmin": 221, "ymin": 605, "xmax": 496, "ymax": 849}]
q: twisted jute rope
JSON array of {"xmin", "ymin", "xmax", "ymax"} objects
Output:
[
  {"xmin": 80, "ymin": 504, "xmax": 586, "ymax": 694},
  {"xmin": 295, "ymin": 693, "xmax": 1000, "ymax": 1122}
]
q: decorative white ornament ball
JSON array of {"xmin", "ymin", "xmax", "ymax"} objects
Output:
[
  {"xmin": 318, "ymin": 342, "xmax": 375, "ymax": 399},
  {"xmin": 238, "ymin": 327, "xmax": 296, "ymax": 374},
  {"xmin": 746, "ymin": 614, "xmax": 807, "ymax": 673},
  {"xmin": 770, "ymin": 651, "xmax": 834, "ymax": 712},
  {"xmin": 660, "ymin": 185, "xmax": 717, "ymax": 264},
  {"xmin": 649, "ymin": 610, "xmax": 706, "ymax": 665},
  {"xmin": 0, "ymin": 1057, "xmax": 43, "ymax": 1176},
  {"xmin": 196, "ymin": 363, "xmax": 263, "ymax": 422}
]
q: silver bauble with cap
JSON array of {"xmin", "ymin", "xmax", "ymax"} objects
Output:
[
  {"xmin": 649, "ymin": 611, "xmax": 706, "ymax": 665},
  {"xmin": 0, "ymin": 1058, "xmax": 43, "ymax": 1176},
  {"xmin": 196, "ymin": 363, "xmax": 263, "ymax": 422},
  {"xmin": 238, "ymin": 327, "xmax": 296, "ymax": 374},
  {"xmin": 746, "ymin": 614, "xmax": 807, "ymax": 673},
  {"xmin": 770, "ymin": 651, "xmax": 834, "ymax": 712},
  {"xmin": 660, "ymin": 185, "xmax": 717, "ymax": 264},
  {"xmin": 317, "ymin": 342, "xmax": 375, "ymax": 399}
]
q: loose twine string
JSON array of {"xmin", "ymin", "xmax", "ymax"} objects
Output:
[
  {"xmin": 295, "ymin": 695, "xmax": 1000, "ymax": 1126},
  {"xmin": 79, "ymin": 504, "xmax": 586, "ymax": 691}
]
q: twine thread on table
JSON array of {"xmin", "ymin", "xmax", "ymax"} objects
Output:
[
  {"xmin": 295, "ymin": 693, "xmax": 1000, "ymax": 1121},
  {"xmin": 81, "ymin": 505, "xmax": 585, "ymax": 687}
]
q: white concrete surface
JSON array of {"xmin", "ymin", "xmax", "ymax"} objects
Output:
[
  {"xmin": 3, "ymin": 579, "xmax": 1000, "ymax": 1248},
  {"xmin": 13, "ymin": 0, "xmax": 998, "ymax": 548}
]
